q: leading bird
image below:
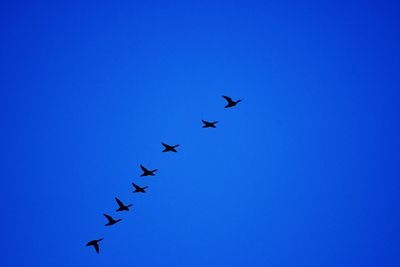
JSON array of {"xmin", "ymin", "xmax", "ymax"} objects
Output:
[{"xmin": 222, "ymin": 95, "xmax": 241, "ymax": 108}]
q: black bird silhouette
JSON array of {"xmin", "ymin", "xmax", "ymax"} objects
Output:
[
  {"xmin": 222, "ymin": 95, "xmax": 242, "ymax": 108},
  {"xmin": 132, "ymin": 182, "xmax": 148, "ymax": 193},
  {"xmin": 103, "ymin": 213, "xmax": 121, "ymax": 226},
  {"xmin": 115, "ymin": 197, "xmax": 132, "ymax": 212},
  {"xmin": 86, "ymin": 238, "xmax": 103, "ymax": 254},
  {"xmin": 162, "ymin": 142, "xmax": 179, "ymax": 152},
  {"xmin": 202, "ymin": 120, "xmax": 218, "ymax": 128},
  {"xmin": 140, "ymin": 164, "xmax": 157, "ymax": 176}
]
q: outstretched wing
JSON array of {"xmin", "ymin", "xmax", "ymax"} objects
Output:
[
  {"xmin": 132, "ymin": 183, "xmax": 140, "ymax": 190},
  {"xmin": 161, "ymin": 142, "xmax": 168, "ymax": 148},
  {"xmin": 222, "ymin": 95, "xmax": 233, "ymax": 103},
  {"xmin": 93, "ymin": 242, "xmax": 100, "ymax": 253},
  {"xmin": 103, "ymin": 214, "xmax": 113, "ymax": 221},
  {"xmin": 201, "ymin": 120, "xmax": 208, "ymax": 124},
  {"xmin": 115, "ymin": 197, "xmax": 124, "ymax": 207},
  {"xmin": 140, "ymin": 164, "xmax": 149, "ymax": 172}
]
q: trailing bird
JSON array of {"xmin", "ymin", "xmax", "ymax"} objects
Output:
[
  {"xmin": 202, "ymin": 120, "xmax": 218, "ymax": 128},
  {"xmin": 162, "ymin": 142, "xmax": 179, "ymax": 152},
  {"xmin": 103, "ymin": 213, "xmax": 121, "ymax": 226},
  {"xmin": 140, "ymin": 164, "xmax": 157, "ymax": 176},
  {"xmin": 132, "ymin": 182, "xmax": 148, "ymax": 193},
  {"xmin": 86, "ymin": 238, "xmax": 103, "ymax": 254},
  {"xmin": 115, "ymin": 197, "xmax": 132, "ymax": 212},
  {"xmin": 222, "ymin": 95, "xmax": 241, "ymax": 108}
]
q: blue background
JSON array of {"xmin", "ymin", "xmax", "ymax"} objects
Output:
[{"xmin": 1, "ymin": 1, "xmax": 400, "ymax": 266}]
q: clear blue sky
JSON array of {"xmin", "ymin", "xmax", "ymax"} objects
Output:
[{"xmin": 1, "ymin": 1, "xmax": 400, "ymax": 266}]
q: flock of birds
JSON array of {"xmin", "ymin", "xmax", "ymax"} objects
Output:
[{"xmin": 86, "ymin": 95, "xmax": 242, "ymax": 254}]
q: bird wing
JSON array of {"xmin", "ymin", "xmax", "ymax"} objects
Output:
[
  {"xmin": 132, "ymin": 183, "xmax": 140, "ymax": 190},
  {"xmin": 140, "ymin": 164, "xmax": 149, "ymax": 172},
  {"xmin": 161, "ymin": 142, "xmax": 168, "ymax": 148},
  {"xmin": 223, "ymin": 95, "xmax": 233, "ymax": 103},
  {"xmin": 93, "ymin": 243, "xmax": 100, "ymax": 253},
  {"xmin": 201, "ymin": 120, "xmax": 208, "ymax": 124},
  {"xmin": 103, "ymin": 214, "xmax": 113, "ymax": 221},
  {"xmin": 115, "ymin": 197, "xmax": 124, "ymax": 207}
]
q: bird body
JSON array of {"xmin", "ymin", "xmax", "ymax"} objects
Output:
[
  {"xmin": 162, "ymin": 142, "xmax": 179, "ymax": 152},
  {"xmin": 223, "ymin": 95, "xmax": 241, "ymax": 108},
  {"xmin": 86, "ymin": 238, "xmax": 103, "ymax": 253}
]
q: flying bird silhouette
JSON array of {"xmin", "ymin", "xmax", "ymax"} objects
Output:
[
  {"xmin": 86, "ymin": 238, "xmax": 103, "ymax": 254},
  {"xmin": 140, "ymin": 164, "xmax": 157, "ymax": 176},
  {"xmin": 202, "ymin": 120, "xmax": 218, "ymax": 128},
  {"xmin": 132, "ymin": 182, "xmax": 148, "ymax": 193},
  {"xmin": 103, "ymin": 213, "xmax": 121, "ymax": 226},
  {"xmin": 115, "ymin": 197, "xmax": 132, "ymax": 212},
  {"xmin": 222, "ymin": 95, "xmax": 241, "ymax": 108},
  {"xmin": 162, "ymin": 142, "xmax": 179, "ymax": 152}
]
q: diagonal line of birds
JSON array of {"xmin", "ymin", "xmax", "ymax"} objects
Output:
[{"xmin": 86, "ymin": 95, "xmax": 242, "ymax": 254}]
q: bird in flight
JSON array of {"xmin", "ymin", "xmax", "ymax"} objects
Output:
[
  {"xmin": 202, "ymin": 120, "xmax": 218, "ymax": 128},
  {"xmin": 115, "ymin": 197, "xmax": 132, "ymax": 212},
  {"xmin": 103, "ymin": 213, "xmax": 121, "ymax": 226},
  {"xmin": 223, "ymin": 95, "xmax": 242, "ymax": 108},
  {"xmin": 140, "ymin": 164, "xmax": 157, "ymax": 176},
  {"xmin": 132, "ymin": 182, "xmax": 148, "ymax": 193},
  {"xmin": 162, "ymin": 142, "xmax": 179, "ymax": 152},
  {"xmin": 86, "ymin": 238, "xmax": 103, "ymax": 254}
]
